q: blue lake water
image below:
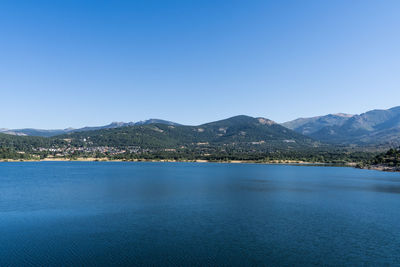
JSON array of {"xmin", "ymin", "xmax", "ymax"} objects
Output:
[{"xmin": 0, "ymin": 162, "xmax": 399, "ymax": 266}]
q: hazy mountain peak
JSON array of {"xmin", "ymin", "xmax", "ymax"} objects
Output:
[
  {"xmin": 108, "ymin": 122, "xmax": 129, "ymax": 127},
  {"xmin": 389, "ymin": 106, "xmax": 400, "ymax": 112},
  {"xmin": 285, "ymin": 106, "xmax": 400, "ymax": 146},
  {"xmin": 135, "ymin": 119, "xmax": 180, "ymax": 126},
  {"xmin": 282, "ymin": 113, "xmax": 352, "ymax": 135},
  {"xmin": 332, "ymin": 113, "xmax": 354, "ymax": 118}
]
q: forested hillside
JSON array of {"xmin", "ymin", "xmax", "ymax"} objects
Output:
[{"xmin": 0, "ymin": 116, "xmax": 380, "ymax": 163}]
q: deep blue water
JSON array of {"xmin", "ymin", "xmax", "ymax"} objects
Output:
[{"xmin": 0, "ymin": 162, "xmax": 399, "ymax": 266}]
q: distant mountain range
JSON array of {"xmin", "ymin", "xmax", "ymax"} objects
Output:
[
  {"xmin": 283, "ymin": 106, "xmax": 400, "ymax": 146},
  {"xmin": 0, "ymin": 116, "xmax": 320, "ymax": 160},
  {"xmin": 282, "ymin": 113, "xmax": 354, "ymax": 135},
  {"xmin": 58, "ymin": 115, "xmax": 318, "ymax": 151},
  {"xmin": 0, "ymin": 119, "xmax": 180, "ymax": 137},
  {"xmin": 1, "ymin": 106, "xmax": 400, "ymax": 148}
]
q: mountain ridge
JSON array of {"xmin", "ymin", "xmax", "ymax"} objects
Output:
[
  {"xmin": 53, "ymin": 115, "xmax": 319, "ymax": 153},
  {"xmin": 0, "ymin": 119, "xmax": 180, "ymax": 137},
  {"xmin": 2, "ymin": 105, "xmax": 400, "ymax": 147},
  {"xmin": 283, "ymin": 106, "xmax": 400, "ymax": 146}
]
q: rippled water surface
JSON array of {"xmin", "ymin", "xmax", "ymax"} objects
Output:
[{"xmin": 0, "ymin": 162, "xmax": 399, "ymax": 266}]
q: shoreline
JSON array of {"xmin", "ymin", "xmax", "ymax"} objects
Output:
[
  {"xmin": 0, "ymin": 157, "xmax": 355, "ymax": 166},
  {"xmin": 360, "ymin": 165, "xmax": 400, "ymax": 172},
  {"xmin": 1, "ymin": 158, "xmax": 398, "ymax": 172}
]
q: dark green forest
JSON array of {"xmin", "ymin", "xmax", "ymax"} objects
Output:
[{"xmin": 369, "ymin": 148, "xmax": 400, "ymax": 167}]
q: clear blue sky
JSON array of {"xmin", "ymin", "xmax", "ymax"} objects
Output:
[{"xmin": 1, "ymin": 0, "xmax": 399, "ymax": 129}]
